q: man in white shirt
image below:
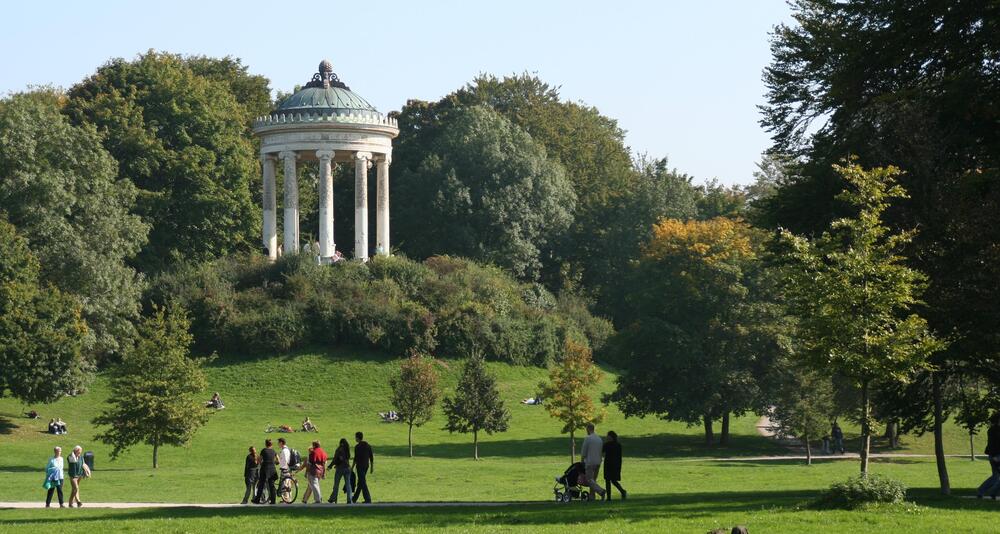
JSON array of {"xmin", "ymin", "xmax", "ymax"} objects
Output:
[
  {"xmin": 278, "ymin": 438, "xmax": 291, "ymax": 474},
  {"xmin": 580, "ymin": 423, "xmax": 606, "ymax": 501}
]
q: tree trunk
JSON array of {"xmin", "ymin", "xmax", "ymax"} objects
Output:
[
  {"xmin": 720, "ymin": 412, "xmax": 731, "ymax": 446},
  {"xmin": 408, "ymin": 423, "xmax": 414, "ymax": 458},
  {"xmin": 153, "ymin": 443, "xmax": 159, "ymax": 469},
  {"xmin": 860, "ymin": 380, "xmax": 871, "ymax": 476},
  {"xmin": 474, "ymin": 430, "xmax": 479, "ymax": 461},
  {"xmin": 704, "ymin": 414, "xmax": 714, "ymax": 446},
  {"xmin": 569, "ymin": 429, "xmax": 576, "ymax": 464},
  {"xmin": 932, "ymin": 372, "xmax": 951, "ymax": 494},
  {"xmin": 970, "ymin": 433, "xmax": 976, "ymax": 461},
  {"xmin": 804, "ymin": 429, "xmax": 812, "ymax": 466}
]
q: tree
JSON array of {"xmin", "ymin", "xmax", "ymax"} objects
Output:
[
  {"xmin": 539, "ymin": 340, "xmax": 605, "ymax": 462},
  {"xmin": 442, "ymin": 353, "xmax": 511, "ymax": 459},
  {"xmin": 66, "ymin": 51, "xmax": 260, "ymax": 272},
  {"xmin": 761, "ymin": 2, "xmax": 1000, "ymax": 492},
  {"xmin": 0, "ymin": 90, "xmax": 148, "ymax": 363},
  {"xmin": 767, "ymin": 356, "xmax": 837, "ymax": 465},
  {"xmin": 389, "ymin": 353, "xmax": 441, "ymax": 457},
  {"xmin": 778, "ymin": 162, "xmax": 944, "ymax": 476},
  {"xmin": 0, "ymin": 218, "xmax": 89, "ymax": 404},
  {"xmin": 93, "ymin": 304, "xmax": 210, "ymax": 468},
  {"xmin": 605, "ymin": 217, "xmax": 779, "ymax": 445},
  {"xmin": 394, "ymin": 105, "xmax": 575, "ymax": 279}
]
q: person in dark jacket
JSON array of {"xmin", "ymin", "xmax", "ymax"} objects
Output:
[
  {"xmin": 327, "ymin": 438, "xmax": 353, "ymax": 503},
  {"xmin": 256, "ymin": 439, "xmax": 278, "ymax": 504},
  {"xmin": 241, "ymin": 446, "xmax": 259, "ymax": 504},
  {"xmin": 977, "ymin": 413, "xmax": 1000, "ymax": 499},
  {"xmin": 352, "ymin": 431, "xmax": 374, "ymax": 503},
  {"xmin": 602, "ymin": 430, "xmax": 627, "ymax": 500}
]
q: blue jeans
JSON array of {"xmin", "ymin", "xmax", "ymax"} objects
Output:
[
  {"xmin": 330, "ymin": 467, "xmax": 353, "ymax": 503},
  {"xmin": 977, "ymin": 457, "xmax": 1000, "ymax": 497}
]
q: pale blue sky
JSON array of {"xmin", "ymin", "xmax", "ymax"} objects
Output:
[{"xmin": 1, "ymin": 1, "xmax": 792, "ymax": 185}]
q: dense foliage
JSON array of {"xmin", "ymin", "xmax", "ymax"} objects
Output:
[
  {"xmin": 66, "ymin": 51, "xmax": 261, "ymax": 272},
  {"xmin": 0, "ymin": 218, "xmax": 89, "ymax": 403},
  {"xmin": 148, "ymin": 253, "xmax": 611, "ymax": 366},
  {"xmin": 605, "ymin": 217, "xmax": 781, "ymax": 445},
  {"xmin": 0, "ymin": 90, "xmax": 148, "ymax": 362},
  {"xmin": 394, "ymin": 105, "xmax": 575, "ymax": 279},
  {"xmin": 815, "ymin": 474, "xmax": 907, "ymax": 510}
]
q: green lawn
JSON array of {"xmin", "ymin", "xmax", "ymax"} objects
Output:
[{"xmin": 1, "ymin": 347, "xmax": 997, "ymax": 532}]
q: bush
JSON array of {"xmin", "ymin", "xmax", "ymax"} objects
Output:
[
  {"xmin": 815, "ymin": 474, "xmax": 907, "ymax": 509},
  {"xmin": 148, "ymin": 253, "xmax": 609, "ymax": 364}
]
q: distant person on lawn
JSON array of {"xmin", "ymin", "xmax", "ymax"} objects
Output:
[
  {"xmin": 581, "ymin": 423, "xmax": 607, "ymax": 501},
  {"xmin": 977, "ymin": 412, "xmax": 1000, "ymax": 499},
  {"xmin": 67, "ymin": 445, "xmax": 90, "ymax": 507},
  {"xmin": 256, "ymin": 439, "xmax": 278, "ymax": 504},
  {"xmin": 352, "ymin": 431, "xmax": 374, "ymax": 503},
  {"xmin": 43, "ymin": 446, "xmax": 65, "ymax": 508},
  {"xmin": 241, "ymin": 446, "xmax": 259, "ymax": 504},
  {"xmin": 602, "ymin": 431, "xmax": 627, "ymax": 500},
  {"xmin": 831, "ymin": 422, "xmax": 845, "ymax": 454},
  {"xmin": 327, "ymin": 438, "xmax": 353, "ymax": 503}
]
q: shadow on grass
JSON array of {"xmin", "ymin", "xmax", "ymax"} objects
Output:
[
  {"xmin": 0, "ymin": 415, "xmax": 15, "ymax": 435},
  {"xmin": 0, "ymin": 491, "xmax": 810, "ymax": 527},
  {"xmin": 380, "ymin": 432, "xmax": 786, "ymax": 460}
]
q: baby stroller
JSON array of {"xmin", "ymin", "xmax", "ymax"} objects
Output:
[{"xmin": 553, "ymin": 461, "xmax": 589, "ymax": 503}]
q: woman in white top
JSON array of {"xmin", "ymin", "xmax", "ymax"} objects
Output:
[{"xmin": 44, "ymin": 446, "xmax": 65, "ymax": 508}]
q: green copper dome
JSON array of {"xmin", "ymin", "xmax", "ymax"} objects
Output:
[
  {"xmin": 277, "ymin": 86, "xmax": 377, "ymax": 114},
  {"xmin": 275, "ymin": 60, "xmax": 378, "ymax": 115}
]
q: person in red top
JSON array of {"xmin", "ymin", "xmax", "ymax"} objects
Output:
[{"xmin": 299, "ymin": 441, "xmax": 327, "ymax": 504}]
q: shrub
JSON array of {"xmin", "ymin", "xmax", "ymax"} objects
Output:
[{"xmin": 815, "ymin": 474, "xmax": 907, "ymax": 509}]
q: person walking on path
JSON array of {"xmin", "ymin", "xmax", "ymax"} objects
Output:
[
  {"xmin": 241, "ymin": 446, "xmax": 259, "ymax": 504},
  {"xmin": 256, "ymin": 439, "xmax": 278, "ymax": 504},
  {"xmin": 327, "ymin": 438, "xmax": 353, "ymax": 504},
  {"xmin": 43, "ymin": 446, "xmax": 65, "ymax": 508},
  {"xmin": 831, "ymin": 422, "xmax": 845, "ymax": 454},
  {"xmin": 601, "ymin": 431, "xmax": 627, "ymax": 501},
  {"xmin": 581, "ymin": 423, "xmax": 606, "ymax": 501},
  {"xmin": 300, "ymin": 441, "xmax": 327, "ymax": 504},
  {"xmin": 352, "ymin": 431, "xmax": 374, "ymax": 504},
  {"xmin": 977, "ymin": 413, "xmax": 1000, "ymax": 499},
  {"xmin": 67, "ymin": 446, "xmax": 89, "ymax": 507}
]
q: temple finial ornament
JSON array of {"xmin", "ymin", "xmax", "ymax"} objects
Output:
[{"xmin": 307, "ymin": 59, "xmax": 348, "ymax": 90}]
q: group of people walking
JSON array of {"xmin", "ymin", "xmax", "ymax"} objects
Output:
[
  {"xmin": 42, "ymin": 446, "xmax": 91, "ymax": 508},
  {"xmin": 243, "ymin": 432, "xmax": 375, "ymax": 505},
  {"xmin": 580, "ymin": 424, "xmax": 627, "ymax": 501}
]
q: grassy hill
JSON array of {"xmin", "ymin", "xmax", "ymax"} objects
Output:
[{"xmin": 1, "ymin": 347, "xmax": 998, "ymax": 532}]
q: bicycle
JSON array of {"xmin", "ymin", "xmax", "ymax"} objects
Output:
[{"xmin": 278, "ymin": 469, "xmax": 298, "ymax": 504}]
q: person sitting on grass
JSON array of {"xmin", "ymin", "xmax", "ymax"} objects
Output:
[
  {"xmin": 26, "ymin": 410, "xmax": 39, "ymax": 419},
  {"xmin": 302, "ymin": 417, "xmax": 317, "ymax": 432},
  {"xmin": 206, "ymin": 392, "xmax": 224, "ymax": 409}
]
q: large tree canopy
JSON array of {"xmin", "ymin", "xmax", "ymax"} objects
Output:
[
  {"xmin": 66, "ymin": 51, "xmax": 263, "ymax": 272},
  {"xmin": 0, "ymin": 218, "xmax": 88, "ymax": 404},
  {"xmin": 0, "ymin": 90, "xmax": 148, "ymax": 361},
  {"xmin": 394, "ymin": 105, "xmax": 575, "ymax": 279}
]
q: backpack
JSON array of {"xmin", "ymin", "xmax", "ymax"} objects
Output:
[{"xmin": 289, "ymin": 449, "xmax": 302, "ymax": 470}]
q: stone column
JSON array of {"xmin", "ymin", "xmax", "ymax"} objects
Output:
[
  {"xmin": 261, "ymin": 154, "xmax": 278, "ymax": 260},
  {"xmin": 280, "ymin": 151, "xmax": 299, "ymax": 255},
  {"xmin": 354, "ymin": 151, "xmax": 372, "ymax": 261},
  {"xmin": 316, "ymin": 150, "xmax": 336, "ymax": 262},
  {"xmin": 376, "ymin": 154, "xmax": 391, "ymax": 256}
]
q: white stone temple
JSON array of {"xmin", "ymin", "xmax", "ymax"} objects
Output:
[{"xmin": 253, "ymin": 60, "xmax": 399, "ymax": 262}]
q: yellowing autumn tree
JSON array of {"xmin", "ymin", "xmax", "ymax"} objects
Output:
[{"xmin": 540, "ymin": 340, "xmax": 605, "ymax": 462}]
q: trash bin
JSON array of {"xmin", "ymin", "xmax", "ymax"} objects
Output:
[{"xmin": 83, "ymin": 451, "xmax": 95, "ymax": 472}]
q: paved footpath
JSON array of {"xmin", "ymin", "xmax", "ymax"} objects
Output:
[{"xmin": 0, "ymin": 501, "xmax": 538, "ymax": 510}]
